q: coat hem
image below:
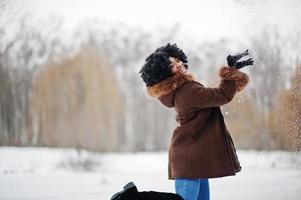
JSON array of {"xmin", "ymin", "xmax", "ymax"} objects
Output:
[{"xmin": 168, "ymin": 171, "xmax": 238, "ymax": 180}]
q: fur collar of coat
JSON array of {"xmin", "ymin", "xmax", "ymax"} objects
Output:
[{"xmin": 146, "ymin": 71, "xmax": 196, "ymax": 98}]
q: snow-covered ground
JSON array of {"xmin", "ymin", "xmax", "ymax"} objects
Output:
[{"xmin": 0, "ymin": 147, "xmax": 300, "ymax": 200}]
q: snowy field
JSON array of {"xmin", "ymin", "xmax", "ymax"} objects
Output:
[{"xmin": 0, "ymin": 147, "xmax": 301, "ymax": 200}]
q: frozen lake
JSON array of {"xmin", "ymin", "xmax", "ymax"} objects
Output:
[{"xmin": 0, "ymin": 147, "xmax": 300, "ymax": 200}]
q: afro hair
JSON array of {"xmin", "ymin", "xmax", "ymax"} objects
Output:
[{"xmin": 139, "ymin": 43, "xmax": 188, "ymax": 87}]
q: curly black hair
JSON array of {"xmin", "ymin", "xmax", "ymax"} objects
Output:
[{"xmin": 139, "ymin": 43, "xmax": 188, "ymax": 87}]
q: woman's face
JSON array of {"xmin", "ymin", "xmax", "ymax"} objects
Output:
[{"xmin": 169, "ymin": 57, "xmax": 187, "ymax": 74}]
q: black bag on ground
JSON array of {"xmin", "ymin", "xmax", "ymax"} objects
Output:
[{"xmin": 111, "ymin": 182, "xmax": 184, "ymax": 200}]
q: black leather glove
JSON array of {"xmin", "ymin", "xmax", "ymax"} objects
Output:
[{"xmin": 227, "ymin": 49, "xmax": 254, "ymax": 69}]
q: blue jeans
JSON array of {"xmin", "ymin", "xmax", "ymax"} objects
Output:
[{"xmin": 175, "ymin": 178, "xmax": 210, "ymax": 200}]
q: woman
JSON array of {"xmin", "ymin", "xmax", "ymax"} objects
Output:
[{"xmin": 139, "ymin": 43, "xmax": 249, "ymax": 200}]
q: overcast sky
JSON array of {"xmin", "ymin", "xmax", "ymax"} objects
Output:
[{"xmin": 4, "ymin": 0, "xmax": 301, "ymax": 42}]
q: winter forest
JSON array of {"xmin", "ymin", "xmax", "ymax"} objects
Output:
[{"xmin": 0, "ymin": 0, "xmax": 301, "ymax": 200}]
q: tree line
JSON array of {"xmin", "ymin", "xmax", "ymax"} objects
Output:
[{"xmin": 0, "ymin": 6, "xmax": 300, "ymax": 151}]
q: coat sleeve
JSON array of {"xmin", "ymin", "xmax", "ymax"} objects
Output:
[{"xmin": 183, "ymin": 79, "xmax": 237, "ymax": 108}]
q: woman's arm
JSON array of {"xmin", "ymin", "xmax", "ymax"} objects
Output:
[{"xmin": 178, "ymin": 66, "xmax": 249, "ymax": 108}]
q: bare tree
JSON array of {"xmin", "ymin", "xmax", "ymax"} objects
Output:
[{"xmin": 0, "ymin": 2, "xmax": 67, "ymax": 146}]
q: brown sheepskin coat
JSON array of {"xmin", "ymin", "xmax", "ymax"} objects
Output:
[{"xmin": 145, "ymin": 66, "xmax": 249, "ymax": 180}]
